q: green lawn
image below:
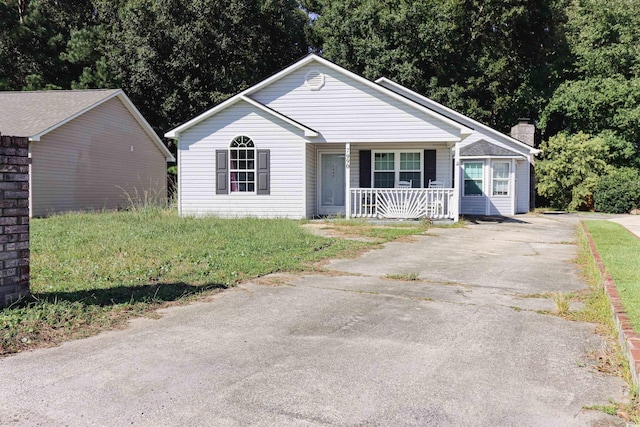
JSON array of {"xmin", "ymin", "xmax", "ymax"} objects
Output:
[
  {"xmin": 1, "ymin": 209, "xmax": 429, "ymax": 355},
  {"xmin": 584, "ymin": 220, "xmax": 640, "ymax": 333}
]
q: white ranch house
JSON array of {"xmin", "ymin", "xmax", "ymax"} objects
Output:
[{"xmin": 166, "ymin": 55, "xmax": 538, "ymax": 220}]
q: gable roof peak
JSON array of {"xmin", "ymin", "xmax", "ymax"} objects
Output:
[
  {"xmin": 166, "ymin": 54, "xmax": 473, "ymax": 140},
  {"xmin": 0, "ymin": 89, "xmax": 174, "ymax": 161}
]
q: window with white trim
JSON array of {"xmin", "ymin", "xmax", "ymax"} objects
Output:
[
  {"xmin": 373, "ymin": 151, "xmax": 421, "ymax": 188},
  {"xmin": 463, "ymin": 162, "xmax": 483, "ymax": 196},
  {"xmin": 492, "ymin": 161, "xmax": 510, "ymax": 196},
  {"xmin": 230, "ymin": 136, "xmax": 255, "ymax": 193}
]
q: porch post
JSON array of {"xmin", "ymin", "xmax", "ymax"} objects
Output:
[
  {"xmin": 452, "ymin": 143, "xmax": 460, "ymax": 222},
  {"xmin": 345, "ymin": 143, "xmax": 351, "ymax": 219}
]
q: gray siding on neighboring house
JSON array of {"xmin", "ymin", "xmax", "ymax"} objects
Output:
[
  {"xmin": 179, "ymin": 101, "xmax": 307, "ymax": 218},
  {"xmin": 30, "ymin": 97, "xmax": 167, "ymax": 217},
  {"xmin": 252, "ymin": 63, "xmax": 462, "ymax": 143}
]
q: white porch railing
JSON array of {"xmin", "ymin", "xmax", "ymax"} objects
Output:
[{"xmin": 350, "ymin": 188, "xmax": 455, "ymax": 219}]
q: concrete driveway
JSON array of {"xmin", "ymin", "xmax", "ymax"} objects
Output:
[{"xmin": 0, "ymin": 215, "xmax": 630, "ymax": 426}]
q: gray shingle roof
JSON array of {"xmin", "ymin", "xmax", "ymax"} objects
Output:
[
  {"xmin": 0, "ymin": 89, "xmax": 121, "ymax": 138},
  {"xmin": 460, "ymin": 139, "xmax": 521, "ymax": 157}
]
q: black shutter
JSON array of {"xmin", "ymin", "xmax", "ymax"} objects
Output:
[
  {"xmin": 257, "ymin": 149, "xmax": 270, "ymax": 195},
  {"xmin": 424, "ymin": 149, "xmax": 436, "ymax": 188},
  {"xmin": 359, "ymin": 150, "xmax": 371, "ymax": 188},
  {"xmin": 216, "ymin": 150, "xmax": 228, "ymax": 194}
]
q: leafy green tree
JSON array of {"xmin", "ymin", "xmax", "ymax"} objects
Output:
[
  {"xmin": 311, "ymin": 0, "xmax": 570, "ymax": 131},
  {"xmin": 564, "ymin": 0, "xmax": 640, "ymax": 79},
  {"xmin": 536, "ymin": 132, "xmax": 610, "ymax": 210},
  {"xmin": 540, "ymin": 77, "xmax": 640, "ymax": 151},
  {"xmin": 593, "ymin": 167, "xmax": 640, "ymax": 213},
  {"xmin": 541, "ymin": 0, "xmax": 640, "ymax": 145},
  {"xmin": 0, "ymin": 0, "xmax": 96, "ymax": 90},
  {"xmin": 82, "ymin": 0, "xmax": 309, "ymax": 135},
  {"xmin": 537, "ymin": 0, "xmax": 640, "ymax": 210}
]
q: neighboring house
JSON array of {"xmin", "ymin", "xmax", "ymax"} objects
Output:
[
  {"xmin": 0, "ymin": 89, "xmax": 175, "ymax": 217},
  {"xmin": 165, "ymin": 54, "xmax": 538, "ymax": 220}
]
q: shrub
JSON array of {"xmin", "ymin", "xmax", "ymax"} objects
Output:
[
  {"xmin": 594, "ymin": 167, "xmax": 640, "ymax": 213},
  {"xmin": 536, "ymin": 132, "xmax": 608, "ymax": 210}
]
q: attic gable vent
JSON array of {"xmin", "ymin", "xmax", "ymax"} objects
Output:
[{"xmin": 305, "ymin": 70, "xmax": 325, "ymax": 90}]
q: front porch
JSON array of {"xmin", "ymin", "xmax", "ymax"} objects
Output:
[
  {"xmin": 349, "ymin": 188, "xmax": 455, "ymax": 220},
  {"xmin": 315, "ymin": 142, "xmax": 459, "ymax": 221}
]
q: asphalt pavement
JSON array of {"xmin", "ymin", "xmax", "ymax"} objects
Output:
[{"xmin": 0, "ymin": 214, "xmax": 632, "ymax": 426}]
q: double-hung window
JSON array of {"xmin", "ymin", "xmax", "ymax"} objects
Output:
[
  {"xmin": 373, "ymin": 151, "xmax": 421, "ymax": 188},
  {"xmin": 463, "ymin": 162, "xmax": 483, "ymax": 196},
  {"xmin": 230, "ymin": 136, "xmax": 255, "ymax": 193},
  {"xmin": 492, "ymin": 162, "xmax": 510, "ymax": 196}
]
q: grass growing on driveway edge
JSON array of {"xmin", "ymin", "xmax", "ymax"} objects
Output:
[
  {"xmin": 1, "ymin": 210, "xmax": 430, "ymax": 356},
  {"xmin": 579, "ymin": 220, "xmax": 640, "ymax": 421},
  {"xmin": 583, "ymin": 220, "xmax": 640, "ymax": 334}
]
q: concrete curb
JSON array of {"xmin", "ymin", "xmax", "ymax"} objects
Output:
[{"xmin": 580, "ymin": 220, "xmax": 640, "ymax": 388}]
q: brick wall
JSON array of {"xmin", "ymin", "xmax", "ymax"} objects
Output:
[{"xmin": 0, "ymin": 134, "xmax": 30, "ymax": 307}]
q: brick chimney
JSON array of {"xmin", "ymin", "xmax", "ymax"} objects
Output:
[{"xmin": 510, "ymin": 118, "xmax": 536, "ymax": 147}]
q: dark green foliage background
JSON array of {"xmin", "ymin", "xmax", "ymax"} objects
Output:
[
  {"xmin": 594, "ymin": 168, "xmax": 640, "ymax": 214},
  {"xmin": 2, "ymin": 0, "xmax": 639, "ymax": 210}
]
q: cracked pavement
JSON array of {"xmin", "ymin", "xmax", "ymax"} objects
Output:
[{"xmin": 0, "ymin": 214, "xmax": 631, "ymax": 426}]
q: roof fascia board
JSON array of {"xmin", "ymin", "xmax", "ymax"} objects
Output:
[
  {"xmin": 29, "ymin": 90, "xmax": 122, "ymax": 142},
  {"xmin": 240, "ymin": 96, "xmax": 318, "ymax": 137},
  {"xmin": 377, "ymin": 77, "xmax": 541, "ymax": 154}
]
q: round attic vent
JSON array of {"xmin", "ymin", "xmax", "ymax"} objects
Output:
[{"xmin": 305, "ymin": 70, "xmax": 325, "ymax": 90}]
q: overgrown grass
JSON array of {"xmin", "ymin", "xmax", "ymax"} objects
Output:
[
  {"xmin": 2, "ymin": 210, "xmax": 380, "ymax": 355},
  {"xmin": 569, "ymin": 227, "xmax": 617, "ymax": 327},
  {"xmin": 583, "ymin": 220, "xmax": 640, "ymax": 333},
  {"xmin": 385, "ymin": 272, "xmax": 420, "ymax": 281},
  {"xmin": 550, "ymin": 292, "xmax": 572, "ymax": 316},
  {"xmin": 321, "ymin": 218, "xmax": 434, "ymax": 240},
  {"xmin": 2, "ymin": 211, "xmax": 436, "ymax": 355}
]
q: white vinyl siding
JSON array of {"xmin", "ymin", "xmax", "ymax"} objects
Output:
[
  {"xmin": 178, "ymin": 101, "xmax": 307, "ymax": 218},
  {"xmin": 31, "ymin": 97, "xmax": 167, "ymax": 217},
  {"xmin": 252, "ymin": 63, "xmax": 462, "ymax": 143}
]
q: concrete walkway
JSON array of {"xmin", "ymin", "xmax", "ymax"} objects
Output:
[
  {"xmin": 609, "ymin": 215, "xmax": 640, "ymax": 239},
  {"xmin": 0, "ymin": 215, "xmax": 630, "ymax": 426}
]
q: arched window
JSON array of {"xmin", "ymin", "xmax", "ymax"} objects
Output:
[{"xmin": 229, "ymin": 136, "xmax": 255, "ymax": 192}]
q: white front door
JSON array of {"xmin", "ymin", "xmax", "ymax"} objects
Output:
[{"xmin": 319, "ymin": 153, "xmax": 345, "ymax": 215}]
